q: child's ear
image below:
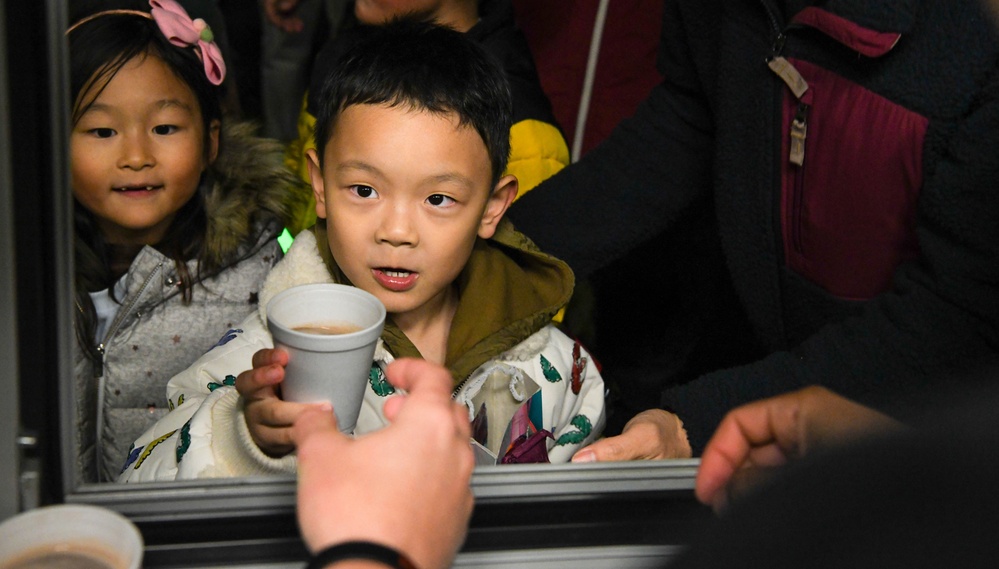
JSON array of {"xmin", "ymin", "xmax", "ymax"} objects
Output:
[
  {"xmin": 478, "ymin": 175, "xmax": 518, "ymax": 239},
  {"xmin": 206, "ymin": 119, "xmax": 221, "ymax": 165},
  {"xmin": 305, "ymin": 148, "xmax": 328, "ymax": 220}
]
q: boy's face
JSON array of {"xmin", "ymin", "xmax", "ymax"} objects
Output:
[{"xmin": 307, "ymin": 103, "xmax": 516, "ymax": 325}]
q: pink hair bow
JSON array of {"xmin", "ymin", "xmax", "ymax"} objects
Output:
[{"xmin": 149, "ymin": 0, "xmax": 226, "ymax": 85}]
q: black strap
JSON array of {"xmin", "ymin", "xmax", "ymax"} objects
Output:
[{"xmin": 305, "ymin": 540, "xmax": 419, "ymax": 569}]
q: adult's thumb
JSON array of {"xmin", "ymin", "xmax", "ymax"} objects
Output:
[{"xmin": 291, "ymin": 406, "xmax": 342, "ymax": 449}]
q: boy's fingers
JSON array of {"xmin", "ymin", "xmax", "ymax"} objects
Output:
[
  {"xmin": 250, "ymin": 349, "xmax": 274, "ymax": 369},
  {"xmin": 252, "ymin": 400, "xmax": 329, "ymax": 428},
  {"xmin": 236, "ymin": 364, "xmax": 284, "ymax": 396},
  {"xmin": 251, "ymin": 348, "xmax": 289, "ymax": 369},
  {"xmin": 250, "ymin": 425, "xmax": 296, "ymax": 455}
]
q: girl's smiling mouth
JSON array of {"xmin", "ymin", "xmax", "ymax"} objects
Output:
[{"xmin": 113, "ymin": 184, "xmax": 163, "ymax": 192}]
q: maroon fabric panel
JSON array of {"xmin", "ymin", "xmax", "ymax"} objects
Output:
[
  {"xmin": 793, "ymin": 7, "xmax": 901, "ymax": 57},
  {"xmin": 780, "ymin": 59, "xmax": 927, "ymax": 300},
  {"xmin": 512, "ymin": 0, "xmax": 663, "ymax": 156},
  {"xmin": 512, "ymin": 0, "xmax": 595, "ymax": 145},
  {"xmin": 585, "ymin": 0, "xmax": 663, "ymax": 155}
]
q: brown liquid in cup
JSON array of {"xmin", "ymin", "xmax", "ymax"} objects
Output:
[
  {"xmin": 293, "ymin": 323, "xmax": 363, "ymax": 335},
  {"xmin": 1, "ymin": 543, "xmax": 126, "ymax": 569}
]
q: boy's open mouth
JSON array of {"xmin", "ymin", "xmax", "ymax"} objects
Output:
[
  {"xmin": 380, "ymin": 269, "xmax": 411, "ymax": 277},
  {"xmin": 373, "ymin": 268, "xmax": 418, "ymax": 292}
]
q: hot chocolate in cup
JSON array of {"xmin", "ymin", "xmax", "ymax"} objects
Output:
[
  {"xmin": 0, "ymin": 504, "xmax": 143, "ymax": 569},
  {"xmin": 266, "ymin": 283, "xmax": 387, "ymax": 433}
]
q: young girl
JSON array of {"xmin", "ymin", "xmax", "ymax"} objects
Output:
[{"xmin": 68, "ymin": 0, "xmax": 309, "ymax": 482}]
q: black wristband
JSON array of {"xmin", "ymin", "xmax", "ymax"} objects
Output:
[{"xmin": 305, "ymin": 540, "xmax": 419, "ymax": 569}]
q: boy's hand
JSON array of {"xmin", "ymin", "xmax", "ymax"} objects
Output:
[{"xmin": 236, "ymin": 347, "xmax": 329, "ymax": 457}]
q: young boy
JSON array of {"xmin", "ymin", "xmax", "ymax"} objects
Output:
[{"xmin": 118, "ymin": 19, "xmax": 605, "ymax": 482}]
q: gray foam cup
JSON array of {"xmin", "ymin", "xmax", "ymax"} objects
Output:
[{"xmin": 266, "ymin": 283, "xmax": 386, "ymax": 433}]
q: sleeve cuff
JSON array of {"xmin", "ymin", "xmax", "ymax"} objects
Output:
[{"xmin": 206, "ymin": 387, "xmax": 298, "ymax": 477}]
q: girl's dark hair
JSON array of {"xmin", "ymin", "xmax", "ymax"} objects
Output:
[
  {"xmin": 312, "ymin": 18, "xmax": 514, "ymax": 185},
  {"xmin": 68, "ymin": 10, "xmax": 223, "ymax": 363}
]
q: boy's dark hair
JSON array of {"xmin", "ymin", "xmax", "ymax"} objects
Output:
[{"xmin": 312, "ymin": 18, "xmax": 513, "ymax": 184}]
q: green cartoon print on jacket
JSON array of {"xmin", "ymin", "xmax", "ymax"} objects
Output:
[
  {"xmin": 208, "ymin": 374, "xmax": 237, "ymax": 392},
  {"xmin": 555, "ymin": 414, "xmax": 593, "ymax": 446},
  {"xmin": 540, "ymin": 354, "xmax": 562, "ymax": 383},
  {"xmin": 369, "ymin": 365, "xmax": 395, "ymax": 397}
]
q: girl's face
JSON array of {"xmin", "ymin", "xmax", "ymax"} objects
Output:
[{"xmin": 71, "ymin": 54, "xmax": 218, "ymax": 246}]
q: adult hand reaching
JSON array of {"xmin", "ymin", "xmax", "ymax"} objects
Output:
[
  {"xmin": 695, "ymin": 385, "xmax": 904, "ymax": 513},
  {"xmin": 571, "ymin": 409, "xmax": 693, "ymax": 462},
  {"xmin": 292, "ymin": 358, "xmax": 475, "ymax": 569}
]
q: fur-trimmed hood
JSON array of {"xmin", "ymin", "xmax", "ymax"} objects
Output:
[{"xmin": 202, "ymin": 120, "xmax": 310, "ymax": 265}]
